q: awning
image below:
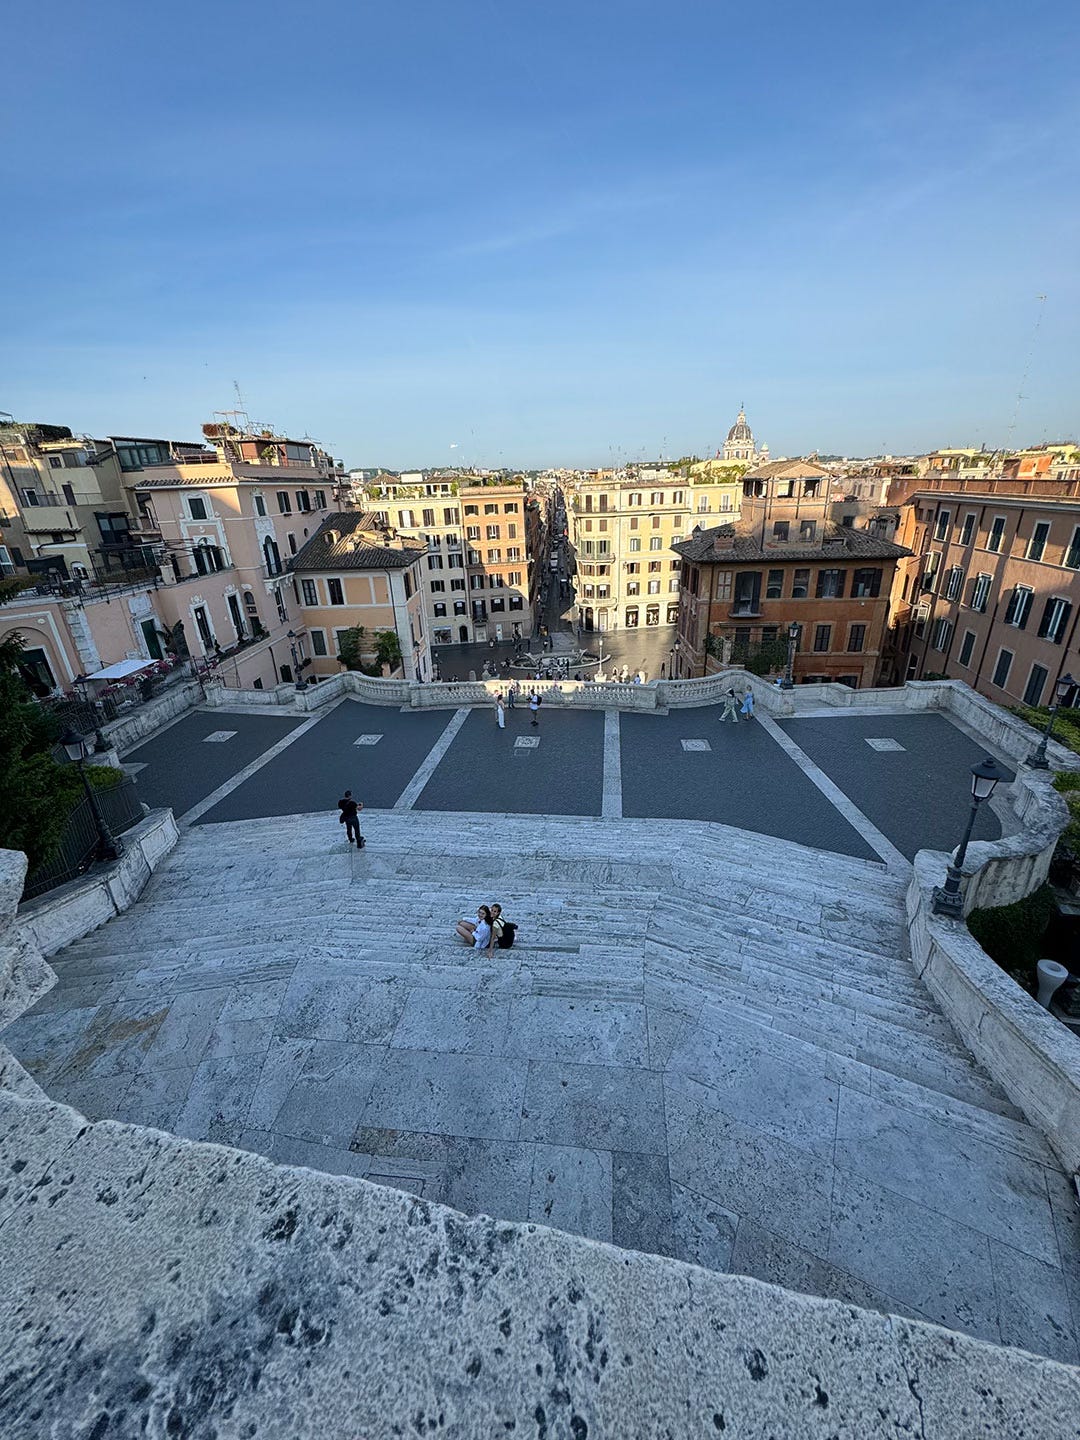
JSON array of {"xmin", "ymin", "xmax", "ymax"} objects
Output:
[{"xmin": 83, "ymin": 658, "xmax": 155, "ymax": 683}]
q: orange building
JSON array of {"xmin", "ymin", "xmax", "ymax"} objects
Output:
[{"xmin": 673, "ymin": 459, "xmax": 908, "ymax": 687}]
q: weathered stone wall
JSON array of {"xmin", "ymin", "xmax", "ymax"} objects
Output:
[
  {"xmin": 907, "ymin": 854, "xmax": 1080, "ymax": 1177},
  {"xmin": 16, "ymin": 810, "xmax": 179, "ymax": 959}
]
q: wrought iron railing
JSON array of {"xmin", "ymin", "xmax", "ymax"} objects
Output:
[{"xmin": 21, "ymin": 777, "xmax": 145, "ymax": 901}]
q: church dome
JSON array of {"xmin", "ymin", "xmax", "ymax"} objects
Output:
[{"xmin": 727, "ymin": 409, "xmax": 753, "ymax": 443}]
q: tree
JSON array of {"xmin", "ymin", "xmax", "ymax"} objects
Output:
[
  {"xmin": 336, "ymin": 625, "xmax": 367, "ymax": 670},
  {"xmin": 373, "ymin": 629, "xmax": 403, "ymax": 669},
  {"xmin": 0, "ymin": 633, "xmax": 82, "ymax": 871}
]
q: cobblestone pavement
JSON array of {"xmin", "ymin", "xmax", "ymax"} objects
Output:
[{"xmin": 129, "ymin": 698, "xmax": 1005, "ymax": 866}]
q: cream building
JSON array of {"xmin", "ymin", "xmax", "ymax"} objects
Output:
[
  {"xmin": 360, "ymin": 472, "xmax": 537, "ymax": 645},
  {"xmin": 291, "ymin": 512, "xmax": 429, "ymax": 680},
  {"xmin": 565, "ymin": 470, "xmax": 742, "ymax": 633}
]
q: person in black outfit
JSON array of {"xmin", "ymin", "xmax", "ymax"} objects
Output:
[{"xmin": 337, "ymin": 789, "xmax": 364, "ymax": 847}]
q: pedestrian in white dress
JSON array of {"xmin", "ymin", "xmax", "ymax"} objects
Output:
[
  {"xmin": 740, "ymin": 688, "xmax": 755, "ymax": 719},
  {"xmin": 496, "ymin": 696, "xmax": 506, "ymax": 728}
]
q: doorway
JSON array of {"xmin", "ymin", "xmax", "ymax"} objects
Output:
[
  {"xmin": 227, "ymin": 593, "xmax": 244, "ymax": 641},
  {"xmin": 458, "ymin": 625, "xmax": 469, "ymax": 643},
  {"xmin": 140, "ymin": 619, "xmax": 163, "ymax": 660}
]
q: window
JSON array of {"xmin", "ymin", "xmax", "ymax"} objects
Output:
[
  {"xmin": 327, "ymin": 578, "xmax": 344, "ymax": 606},
  {"xmin": 464, "ymin": 504, "xmax": 478, "ymax": 516},
  {"xmin": 509, "ymin": 595, "xmax": 523, "ymax": 610},
  {"xmin": 1003, "ymin": 585, "xmax": 1033, "ymax": 629},
  {"xmin": 958, "ymin": 630, "xmax": 976, "ymax": 667},
  {"xmin": 652, "ymin": 514, "xmax": 661, "ymax": 529},
  {"xmin": 254, "ymin": 494, "xmax": 266, "ymax": 517},
  {"xmin": 503, "ymin": 502, "xmax": 518, "ymax": 513},
  {"xmin": 263, "ymin": 537, "xmax": 282, "ymax": 576},
  {"xmin": 487, "ymin": 549, "xmax": 501, "ymax": 564},
  {"xmin": 433, "ymin": 602, "xmax": 447, "ymax": 617},
  {"xmin": 813, "ymin": 624, "xmax": 831, "ymax": 653},
  {"xmin": 470, "ymin": 574, "xmax": 484, "ymax": 590},
  {"xmin": 443, "ymin": 508, "xmax": 455, "ymax": 525},
  {"xmin": 48, "ymin": 455, "xmax": 63, "ymax": 469},
  {"xmin": 969, "ymin": 573, "xmax": 992, "ymax": 611},
  {"xmin": 506, "ymin": 547, "xmax": 522, "ymax": 562},
  {"xmin": 799, "ymin": 520, "xmax": 816, "ymax": 542},
  {"xmin": 314, "ymin": 490, "xmax": 326, "ymax": 509},
  {"xmin": 669, "ymin": 577, "xmax": 680, "ymax": 592},
  {"xmin": 1023, "ymin": 664, "xmax": 1049, "ymax": 707},
  {"xmin": 714, "ymin": 571, "xmax": 733, "ymax": 602},
  {"xmin": 427, "ymin": 554, "xmax": 443, "ymax": 570},
  {"xmin": 852, "ymin": 567, "xmax": 882, "ymax": 598},
  {"xmin": 987, "ymin": 515, "xmax": 1006, "ymax": 552},
  {"xmin": 772, "ymin": 521, "xmax": 789, "ymax": 542},
  {"xmin": 650, "ymin": 492, "xmax": 663, "ymax": 505},
  {"xmin": 934, "ymin": 509, "xmax": 951, "ymax": 541},
  {"xmin": 422, "ymin": 508, "xmax": 435, "ymax": 526},
  {"xmin": 287, "ymin": 533, "xmax": 297, "ymax": 555},
  {"xmin": 486, "ymin": 524, "xmax": 500, "ymax": 540},
  {"xmin": 490, "ymin": 597, "xmax": 506, "ymax": 612},
  {"xmin": 920, "ymin": 552, "xmax": 940, "ymax": 592},
  {"xmin": 399, "ymin": 509, "xmax": 415, "ymax": 527},
  {"xmin": 959, "ymin": 513, "xmax": 976, "ymax": 546},
  {"xmin": 944, "ymin": 566, "xmax": 964, "ymax": 601},
  {"xmin": 1038, "ymin": 596, "xmax": 1072, "ymax": 643},
  {"xmin": 277, "ymin": 491, "xmax": 291, "ymax": 514},
  {"xmin": 484, "ymin": 503, "xmax": 498, "ymax": 515},
  {"xmin": 648, "ymin": 560, "xmax": 661, "ymax": 572},
  {"xmin": 913, "ymin": 603, "xmax": 928, "ymax": 639},
  {"xmin": 649, "ymin": 536, "xmax": 663, "ymax": 550},
  {"xmin": 1027, "ymin": 522, "xmax": 1050, "ymax": 561},
  {"xmin": 188, "ymin": 497, "xmax": 208, "ymax": 520},
  {"xmin": 792, "ymin": 567, "xmax": 810, "ymax": 599},
  {"xmin": 646, "ymin": 606, "xmax": 660, "ymax": 626},
  {"xmin": 930, "ymin": 617, "xmax": 953, "ymax": 652},
  {"xmin": 296, "ymin": 490, "xmax": 311, "ymax": 513},
  {"xmin": 629, "ymin": 537, "xmax": 641, "ymax": 552},
  {"xmin": 193, "ymin": 606, "xmax": 213, "ymax": 649},
  {"xmin": 648, "ymin": 579, "xmax": 660, "ymax": 594},
  {"xmin": 816, "ymin": 568, "xmax": 845, "ymax": 599},
  {"xmin": 301, "ymin": 579, "xmax": 318, "ymax": 606},
  {"xmin": 848, "ymin": 623, "xmax": 866, "ymax": 653},
  {"xmin": 466, "ymin": 525, "xmax": 480, "ymax": 541},
  {"xmin": 507, "ymin": 523, "xmax": 518, "ymax": 539},
  {"xmin": 451, "ymin": 578, "xmax": 465, "ymax": 591},
  {"xmin": 626, "ymin": 607, "xmax": 639, "ymax": 627},
  {"xmin": 454, "ymin": 599, "xmax": 467, "ymax": 613},
  {"xmin": 311, "ymin": 629, "xmax": 327, "ymax": 657},
  {"xmin": 766, "ymin": 569, "xmax": 783, "ymax": 600},
  {"xmin": 992, "ymin": 649, "xmax": 1013, "ymax": 689},
  {"xmin": 429, "ymin": 580, "xmax": 445, "ymax": 593},
  {"xmin": 507, "ymin": 571, "xmax": 522, "ymax": 586}
]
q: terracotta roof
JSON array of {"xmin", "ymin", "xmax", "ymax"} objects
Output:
[
  {"xmin": 290, "ymin": 512, "xmax": 426, "ymax": 572},
  {"xmin": 742, "ymin": 458, "xmax": 831, "ymax": 480},
  {"xmin": 672, "ymin": 520, "xmax": 909, "ymax": 564}
]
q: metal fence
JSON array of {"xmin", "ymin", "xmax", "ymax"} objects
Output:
[{"xmin": 21, "ymin": 776, "xmax": 146, "ymax": 902}]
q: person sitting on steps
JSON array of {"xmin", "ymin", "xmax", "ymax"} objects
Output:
[{"xmin": 456, "ymin": 905, "xmax": 493, "ymax": 952}]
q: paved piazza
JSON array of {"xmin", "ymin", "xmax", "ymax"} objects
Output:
[
  {"xmin": 123, "ymin": 696, "xmax": 1008, "ymax": 864},
  {"xmin": 8, "ymin": 696, "xmax": 1079, "ymax": 1365}
]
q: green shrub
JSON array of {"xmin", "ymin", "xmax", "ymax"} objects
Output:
[{"xmin": 967, "ymin": 884, "xmax": 1057, "ymax": 994}]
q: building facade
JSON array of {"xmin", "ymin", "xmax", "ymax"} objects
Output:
[
  {"xmin": 361, "ymin": 473, "xmax": 538, "ymax": 645},
  {"xmin": 565, "ymin": 469, "xmax": 742, "ymax": 633},
  {"xmin": 291, "ymin": 513, "xmax": 429, "ymax": 681},
  {"xmin": 672, "ymin": 459, "xmax": 908, "ymax": 686},
  {"xmin": 886, "ymin": 491, "xmax": 1080, "ymax": 708}
]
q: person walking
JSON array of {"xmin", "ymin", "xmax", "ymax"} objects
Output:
[
  {"xmin": 337, "ymin": 789, "xmax": 364, "ymax": 847},
  {"xmin": 529, "ymin": 692, "xmax": 540, "ymax": 727},
  {"xmin": 496, "ymin": 695, "xmax": 506, "ymax": 729},
  {"xmin": 719, "ymin": 690, "xmax": 740, "ymax": 724},
  {"xmin": 740, "ymin": 687, "xmax": 755, "ymax": 720}
]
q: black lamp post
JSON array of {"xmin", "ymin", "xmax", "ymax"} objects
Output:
[
  {"xmin": 1027, "ymin": 672, "xmax": 1076, "ymax": 769},
  {"xmin": 286, "ymin": 629, "xmax": 306, "ymax": 691},
  {"xmin": 931, "ymin": 755, "xmax": 1007, "ymax": 917},
  {"xmin": 782, "ymin": 621, "xmax": 801, "ymax": 689},
  {"xmin": 60, "ymin": 728, "xmax": 124, "ymax": 862}
]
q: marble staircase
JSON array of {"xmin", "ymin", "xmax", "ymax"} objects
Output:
[{"xmin": 15, "ymin": 808, "xmax": 1080, "ymax": 1363}]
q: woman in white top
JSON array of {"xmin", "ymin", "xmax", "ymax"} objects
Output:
[{"xmin": 456, "ymin": 905, "xmax": 493, "ymax": 951}]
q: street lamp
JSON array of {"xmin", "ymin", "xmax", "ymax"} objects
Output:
[
  {"xmin": 60, "ymin": 728, "xmax": 124, "ymax": 863},
  {"xmin": 1026, "ymin": 672, "xmax": 1076, "ymax": 769},
  {"xmin": 286, "ymin": 629, "xmax": 306, "ymax": 691},
  {"xmin": 785, "ymin": 620, "xmax": 801, "ymax": 686},
  {"xmin": 931, "ymin": 755, "xmax": 1007, "ymax": 917}
]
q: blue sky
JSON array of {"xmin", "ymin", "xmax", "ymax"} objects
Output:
[{"xmin": 3, "ymin": 0, "xmax": 1078, "ymax": 467}]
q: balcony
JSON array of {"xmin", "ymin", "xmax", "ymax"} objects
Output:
[{"xmin": 19, "ymin": 505, "xmax": 79, "ymax": 534}]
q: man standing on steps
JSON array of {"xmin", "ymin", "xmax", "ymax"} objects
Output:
[{"xmin": 337, "ymin": 789, "xmax": 364, "ymax": 847}]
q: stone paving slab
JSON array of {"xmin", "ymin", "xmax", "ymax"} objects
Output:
[
  {"xmin": 122, "ymin": 708, "xmax": 306, "ymax": 818},
  {"xmin": 779, "ymin": 712, "xmax": 1013, "ymax": 860}
]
